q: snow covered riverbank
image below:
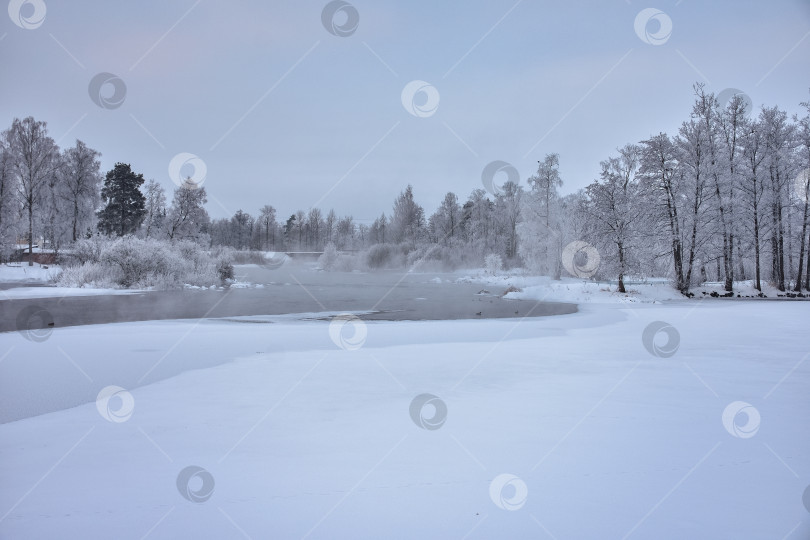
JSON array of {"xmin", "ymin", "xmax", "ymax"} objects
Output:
[
  {"xmin": 1, "ymin": 301, "xmax": 808, "ymax": 538},
  {"xmin": 459, "ymin": 271, "xmax": 805, "ymax": 304},
  {"xmin": 0, "ymin": 263, "xmax": 60, "ymax": 284}
]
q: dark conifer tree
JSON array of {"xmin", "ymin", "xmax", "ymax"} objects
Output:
[{"xmin": 97, "ymin": 163, "xmax": 146, "ymax": 236}]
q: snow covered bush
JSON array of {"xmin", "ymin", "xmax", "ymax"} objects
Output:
[
  {"xmin": 0, "ymin": 236, "xmax": 17, "ymax": 264},
  {"xmin": 57, "ymin": 236, "xmax": 234, "ymax": 289},
  {"xmin": 319, "ymin": 243, "xmax": 363, "ymax": 272},
  {"xmin": 71, "ymin": 236, "xmax": 105, "ymax": 265},
  {"xmin": 217, "ymin": 259, "xmax": 234, "ymax": 281},
  {"xmin": 335, "ymin": 253, "xmax": 362, "ymax": 272},
  {"xmin": 100, "ymin": 237, "xmax": 175, "ymax": 287},
  {"xmin": 172, "ymin": 240, "xmax": 224, "ymax": 286},
  {"xmin": 56, "ymin": 262, "xmax": 117, "ymax": 288},
  {"xmin": 366, "ymin": 243, "xmax": 403, "ymax": 269},
  {"xmin": 406, "ymin": 244, "xmax": 444, "ymax": 271},
  {"xmin": 409, "ymin": 244, "xmax": 471, "ymax": 271},
  {"xmin": 485, "ymin": 253, "xmax": 503, "ymax": 275},
  {"xmin": 318, "ymin": 243, "xmax": 339, "ymax": 271},
  {"xmin": 211, "ymin": 246, "xmax": 235, "ymax": 282}
]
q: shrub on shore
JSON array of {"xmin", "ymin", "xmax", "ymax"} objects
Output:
[{"xmin": 57, "ymin": 237, "xmax": 234, "ymax": 289}]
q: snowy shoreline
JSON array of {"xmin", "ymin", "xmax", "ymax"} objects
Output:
[
  {"xmin": 456, "ymin": 271, "xmax": 810, "ymax": 304},
  {"xmin": 4, "ymin": 262, "xmax": 807, "ymax": 303}
]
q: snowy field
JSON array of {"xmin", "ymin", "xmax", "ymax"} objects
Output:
[
  {"xmin": 1, "ymin": 300, "xmax": 809, "ymax": 539},
  {"xmin": 0, "ymin": 287, "xmax": 141, "ymax": 300},
  {"xmin": 465, "ymin": 272, "xmax": 802, "ymax": 304},
  {"xmin": 0, "ymin": 263, "xmax": 59, "ymax": 285},
  {"xmin": 0, "ymin": 263, "xmax": 140, "ymax": 300}
]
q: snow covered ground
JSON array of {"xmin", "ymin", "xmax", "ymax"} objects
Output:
[
  {"xmin": 1, "ymin": 300, "xmax": 808, "ymax": 539},
  {"xmin": 0, "ymin": 264, "xmax": 143, "ymax": 300},
  {"xmin": 0, "ymin": 263, "xmax": 239, "ymax": 299},
  {"xmin": 0, "ymin": 263, "xmax": 60, "ymax": 284},
  {"xmin": 460, "ymin": 271, "xmax": 800, "ymax": 304},
  {"xmin": 0, "ymin": 287, "xmax": 142, "ymax": 300}
]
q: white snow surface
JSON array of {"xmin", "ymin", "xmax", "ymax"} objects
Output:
[
  {"xmin": 0, "ymin": 264, "xmax": 142, "ymax": 299},
  {"xmin": 459, "ymin": 271, "xmax": 794, "ymax": 304},
  {"xmin": 0, "ymin": 302, "xmax": 808, "ymax": 539},
  {"xmin": 0, "ymin": 287, "xmax": 141, "ymax": 299},
  {"xmin": 0, "ymin": 263, "xmax": 60, "ymax": 283}
]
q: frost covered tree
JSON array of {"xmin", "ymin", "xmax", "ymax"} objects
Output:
[
  {"xmin": 391, "ymin": 185, "xmax": 425, "ymax": 247},
  {"xmin": 740, "ymin": 118, "xmax": 769, "ymax": 290},
  {"xmin": 676, "ymin": 115, "xmax": 714, "ymax": 291},
  {"xmin": 0, "ymin": 139, "xmax": 19, "ymax": 260},
  {"xmin": 461, "ymin": 189, "xmax": 496, "ymax": 257},
  {"xmin": 370, "ymin": 212, "xmax": 387, "ymax": 244},
  {"xmin": 494, "ymin": 181, "xmax": 522, "ymax": 261},
  {"xmin": 718, "ymin": 93, "xmax": 750, "ymax": 284},
  {"xmin": 233, "ymin": 210, "xmax": 255, "ymax": 249},
  {"xmin": 639, "ymin": 133, "xmax": 688, "ymax": 291},
  {"xmin": 60, "ymin": 140, "xmax": 102, "ymax": 243},
  {"xmin": 518, "ymin": 154, "xmax": 563, "ymax": 277},
  {"xmin": 357, "ymin": 223, "xmax": 369, "ymax": 248},
  {"xmin": 5, "ymin": 117, "xmax": 59, "ymax": 264},
  {"xmin": 307, "ymin": 207, "xmax": 323, "ymax": 249},
  {"xmin": 324, "ymin": 209, "xmax": 336, "ymax": 246},
  {"xmin": 760, "ymin": 106, "xmax": 795, "ymax": 291},
  {"xmin": 293, "ymin": 209, "xmax": 306, "ymax": 249},
  {"xmin": 39, "ymin": 154, "xmax": 71, "ymax": 252},
  {"xmin": 141, "ymin": 180, "xmax": 166, "ymax": 239},
  {"xmin": 165, "ymin": 179, "xmax": 209, "ymax": 243},
  {"xmin": 795, "ymin": 94, "xmax": 810, "ymax": 290},
  {"xmin": 430, "ymin": 192, "xmax": 460, "ymax": 245},
  {"xmin": 335, "ymin": 215, "xmax": 355, "ymax": 249},
  {"xmin": 692, "ymin": 85, "xmax": 736, "ymax": 291},
  {"xmin": 258, "ymin": 205, "xmax": 277, "ymax": 250},
  {"xmin": 585, "ymin": 145, "xmax": 643, "ymax": 292}
]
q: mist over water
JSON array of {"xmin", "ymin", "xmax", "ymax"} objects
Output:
[{"xmin": 0, "ymin": 260, "xmax": 576, "ymax": 334}]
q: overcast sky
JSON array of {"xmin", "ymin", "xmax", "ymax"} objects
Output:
[{"xmin": 2, "ymin": 0, "xmax": 809, "ymax": 222}]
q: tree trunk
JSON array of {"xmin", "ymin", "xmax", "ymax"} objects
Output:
[
  {"xmin": 736, "ymin": 237, "xmax": 746, "ymax": 281},
  {"xmin": 617, "ymin": 241, "xmax": 626, "ymax": 293},
  {"xmin": 806, "ymin": 237, "xmax": 810, "ymax": 290},
  {"xmin": 770, "ymin": 197, "xmax": 783, "ymax": 290},
  {"xmin": 553, "ymin": 232, "xmax": 562, "ymax": 280},
  {"xmin": 72, "ymin": 199, "xmax": 79, "ymax": 242},
  {"xmin": 787, "ymin": 206, "xmax": 795, "ymax": 287},
  {"xmin": 664, "ymin": 184, "xmax": 684, "ymax": 292},
  {"xmin": 777, "ymin": 199, "xmax": 786, "ymax": 291},
  {"xmin": 28, "ymin": 203, "xmax": 34, "ymax": 266},
  {"xmin": 771, "ymin": 230, "xmax": 778, "ymax": 287},
  {"xmin": 726, "ymin": 230, "xmax": 734, "ymax": 284},
  {"xmin": 750, "ymin": 167, "xmax": 762, "ymax": 291},
  {"xmin": 795, "ymin": 198, "xmax": 808, "ymax": 290},
  {"xmin": 685, "ymin": 196, "xmax": 701, "ymax": 291},
  {"xmin": 713, "ymin": 176, "xmax": 733, "ymax": 291}
]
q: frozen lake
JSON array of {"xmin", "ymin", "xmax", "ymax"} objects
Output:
[{"xmin": 0, "ymin": 300, "xmax": 807, "ymax": 539}]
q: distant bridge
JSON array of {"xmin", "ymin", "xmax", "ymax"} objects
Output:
[{"xmin": 279, "ymin": 250, "xmax": 359, "ymax": 260}]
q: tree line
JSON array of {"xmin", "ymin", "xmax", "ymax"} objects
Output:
[
  {"xmin": 568, "ymin": 84, "xmax": 810, "ymax": 294},
  {"xmin": 1, "ymin": 83, "xmax": 808, "ymax": 294},
  {"xmin": 0, "ymin": 117, "xmax": 210, "ymax": 264}
]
